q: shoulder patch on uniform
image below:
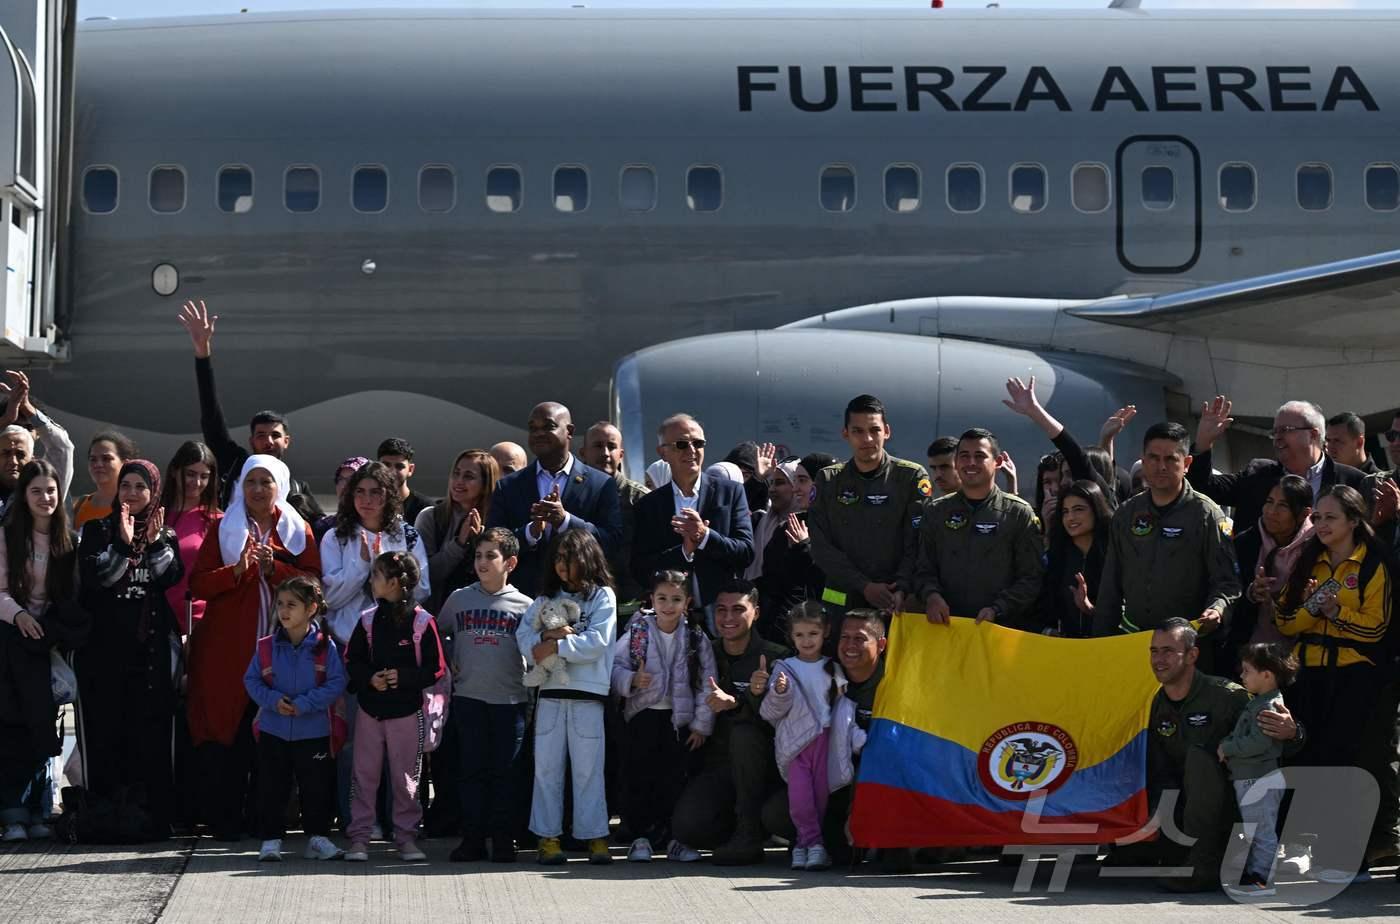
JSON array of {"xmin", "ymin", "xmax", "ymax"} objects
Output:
[
  {"xmin": 916, "ymin": 477, "xmax": 931, "ymax": 497},
  {"xmin": 838, "ymin": 488, "xmax": 859, "ymax": 506},
  {"xmin": 1131, "ymin": 513, "xmax": 1154, "ymax": 537},
  {"xmin": 945, "ymin": 511, "xmax": 968, "ymax": 530}
]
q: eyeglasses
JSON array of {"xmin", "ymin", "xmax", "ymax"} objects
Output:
[
  {"xmin": 1270, "ymin": 425, "xmax": 1313, "ymax": 439},
  {"xmin": 665, "ymin": 439, "xmax": 706, "ymax": 452},
  {"xmin": 1386, "ymin": 429, "xmax": 1400, "ymax": 443}
]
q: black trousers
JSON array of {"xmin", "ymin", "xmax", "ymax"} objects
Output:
[
  {"xmin": 198, "ymin": 702, "xmax": 258, "ymax": 838},
  {"xmin": 670, "ymin": 723, "xmax": 780, "ymax": 848},
  {"xmin": 257, "ymin": 734, "xmax": 336, "ymax": 840},
  {"xmin": 453, "ymin": 697, "xmax": 526, "ymax": 841},
  {"xmin": 622, "ymin": 709, "xmax": 697, "ymax": 845},
  {"xmin": 77, "ymin": 660, "xmax": 175, "ymax": 832},
  {"xmin": 1358, "ymin": 675, "xmax": 1400, "ymax": 855}
]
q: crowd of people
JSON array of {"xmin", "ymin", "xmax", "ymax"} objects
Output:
[{"xmin": 0, "ymin": 299, "xmax": 1396, "ymax": 898}]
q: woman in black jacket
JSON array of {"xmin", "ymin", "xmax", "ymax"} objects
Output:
[
  {"xmin": 76, "ymin": 460, "xmax": 183, "ymax": 839},
  {"xmin": 1038, "ymin": 480, "xmax": 1114, "ymax": 638}
]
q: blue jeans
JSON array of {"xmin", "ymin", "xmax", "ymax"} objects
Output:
[
  {"xmin": 453, "ymin": 697, "xmax": 526, "ymax": 840},
  {"xmin": 0, "ymin": 757, "xmax": 46, "ymax": 826},
  {"xmin": 529, "ymin": 698, "xmax": 608, "ymax": 840}
]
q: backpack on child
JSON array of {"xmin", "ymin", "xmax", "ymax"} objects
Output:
[
  {"xmin": 358, "ymin": 605, "xmax": 451, "ymax": 752},
  {"xmin": 250, "ymin": 631, "xmax": 349, "ymax": 756}
]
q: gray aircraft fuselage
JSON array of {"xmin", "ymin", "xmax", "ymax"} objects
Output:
[{"xmin": 35, "ymin": 8, "xmax": 1400, "ymax": 486}]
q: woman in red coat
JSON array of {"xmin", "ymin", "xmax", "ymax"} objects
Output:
[{"xmin": 187, "ymin": 454, "xmax": 319, "ymax": 840}]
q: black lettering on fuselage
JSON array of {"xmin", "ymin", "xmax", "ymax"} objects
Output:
[
  {"xmin": 850, "ymin": 66, "xmax": 898, "ymax": 112},
  {"xmin": 1267, "ymin": 66, "xmax": 1316, "ymax": 111},
  {"xmin": 789, "ymin": 65, "xmax": 839, "ymax": 112},
  {"xmin": 904, "ymin": 66, "xmax": 958, "ymax": 111},
  {"xmin": 961, "ymin": 66, "xmax": 1011, "ymax": 111},
  {"xmin": 1014, "ymin": 66, "xmax": 1072, "ymax": 111},
  {"xmin": 1090, "ymin": 66, "xmax": 1149, "ymax": 111},
  {"xmin": 1152, "ymin": 66, "xmax": 1202, "ymax": 112},
  {"xmin": 1323, "ymin": 66, "xmax": 1380, "ymax": 111},
  {"xmin": 737, "ymin": 65, "xmax": 780, "ymax": 112},
  {"xmin": 1206, "ymin": 66, "xmax": 1264, "ymax": 112}
]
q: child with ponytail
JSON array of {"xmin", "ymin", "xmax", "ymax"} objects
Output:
[
  {"xmin": 759, "ymin": 601, "xmax": 867, "ymax": 872},
  {"xmin": 610, "ymin": 570, "xmax": 716, "ymax": 863}
]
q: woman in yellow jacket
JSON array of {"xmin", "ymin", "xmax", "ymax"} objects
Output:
[{"xmin": 1275, "ymin": 485, "xmax": 1392, "ymax": 883}]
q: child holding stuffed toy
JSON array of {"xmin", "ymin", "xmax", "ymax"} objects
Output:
[
  {"xmin": 610, "ymin": 569, "xmax": 716, "ymax": 863},
  {"xmin": 760, "ymin": 601, "xmax": 866, "ymax": 872},
  {"xmin": 515, "ymin": 530, "xmax": 616, "ymax": 866},
  {"xmin": 344, "ymin": 552, "xmax": 445, "ymax": 863}
]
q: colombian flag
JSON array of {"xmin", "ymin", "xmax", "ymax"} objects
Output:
[{"xmin": 850, "ymin": 616, "xmax": 1160, "ymax": 847}]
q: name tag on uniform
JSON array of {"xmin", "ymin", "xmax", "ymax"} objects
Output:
[
  {"xmin": 912, "ymin": 515, "xmax": 923, "ymax": 529},
  {"xmin": 838, "ymin": 489, "xmax": 859, "ymax": 505},
  {"xmin": 945, "ymin": 512, "xmax": 968, "ymax": 530},
  {"xmin": 1186, "ymin": 712, "xmax": 1210, "ymax": 727},
  {"xmin": 1162, "ymin": 526, "xmax": 1183, "ymax": 539},
  {"xmin": 866, "ymin": 494, "xmax": 889, "ymax": 506},
  {"xmin": 974, "ymin": 522, "xmax": 998, "ymax": 536}
]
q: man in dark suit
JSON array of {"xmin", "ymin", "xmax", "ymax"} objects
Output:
[
  {"xmin": 487, "ymin": 402, "xmax": 622, "ymax": 596},
  {"xmin": 631, "ymin": 414, "xmax": 755, "ymax": 614},
  {"xmin": 1189, "ymin": 395, "xmax": 1365, "ymax": 531}
]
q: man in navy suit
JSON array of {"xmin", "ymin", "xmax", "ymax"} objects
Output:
[
  {"xmin": 631, "ymin": 414, "xmax": 755, "ymax": 615},
  {"xmin": 487, "ymin": 401, "xmax": 622, "ymax": 596}
]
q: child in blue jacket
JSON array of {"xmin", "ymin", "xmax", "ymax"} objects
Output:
[{"xmin": 243, "ymin": 575, "xmax": 348, "ymax": 862}]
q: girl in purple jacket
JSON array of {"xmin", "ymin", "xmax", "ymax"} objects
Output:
[{"xmin": 610, "ymin": 570, "xmax": 715, "ymax": 864}]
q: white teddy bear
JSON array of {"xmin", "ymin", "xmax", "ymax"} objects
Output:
[{"xmin": 523, "ymin": 597, "xmax": 582, "ymax": 687}]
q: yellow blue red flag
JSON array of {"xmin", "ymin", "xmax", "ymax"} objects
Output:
[{"xmin": 850, "ymin": 616, "xmax": 1160, "ymax": 846}]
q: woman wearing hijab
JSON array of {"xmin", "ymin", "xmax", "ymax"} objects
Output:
[
  {"xmin": 187, "ymin": 455, "xmax": 319, "ymax": 841},
  {"xmin": 76, "ymin": 459, "xmax": 184, "ymax": 839},
  {"xmin": 644, "ymin": 459, "xmax": 672, "ymax": 491}
]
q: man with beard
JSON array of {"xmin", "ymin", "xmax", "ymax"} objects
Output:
[{"xmin": 579, "ymin": 421, "xmax": 648, "ymax": 610}]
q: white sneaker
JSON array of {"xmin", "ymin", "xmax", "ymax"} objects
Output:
[
  {"xmin": 666, "ymin": 839, "xmax": 701, "ymax": 863},
  {"xmin": 258, "ymin": 839, "xmax": 283, "ymax": 862},
  {"xmin": 1279, "ymin": 845, "xmax": 1312, "ymax": 876},
  {"xmin": 27, "ymin": 822, "xmax": 51, "ymax": 839},
  {"xmin": 791, "ymin": 846, "xmax": 808, "ymax": 869},
  {"xmin": 345, "ymin": 843, "xmax": 369, "ymax": 862},
  {"xmin": 303, "ymin": 836, "xmax": 345, "ymax": 860},
  {"xmin": 2, "ymin": 824, "xmax": 28, "ymax": 842},
  {"xmin": 627, "ymin": 837, "xmax": 653, "ymax": 862},
  {"xmin": 398, "ymin": 839, "xmax": 427, "ymax": 862},
  {"xmin": 806, "ymin": 844, "xmax": 831, "ymax": 870},
  {"xmin": 370, "ymin": 823, "xmax": 384, "ymax": 842}
]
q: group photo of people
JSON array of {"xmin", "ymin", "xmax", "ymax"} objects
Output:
[{"xmin": 0, "ymin": 299, "xmax": 1395, "ymax": 901}]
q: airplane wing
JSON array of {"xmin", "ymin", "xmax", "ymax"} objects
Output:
[{"xmin": 1066, "ymin": 249, "xmax": 1400, "ymax": 349}]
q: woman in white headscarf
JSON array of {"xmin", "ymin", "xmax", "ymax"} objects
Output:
[{"xmin": 186, "ymin": 455, "xmax": 319, "ymax": 840}]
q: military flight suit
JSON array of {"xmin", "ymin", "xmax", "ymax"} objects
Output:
[
  {"xmin": 1142, "ymin": 671, "xmax": 1249, "ymax": 880},
  {"xmin": 914, "ymin": 486, "xmax": 1044, "ymax": 627},
  {"xmin": 1094, "ymin": 482, "xmax": 1240, "ymax": 638},
  {"xmin": 809, "ymin": 453, "xmax": 931, "ymax": 616}
]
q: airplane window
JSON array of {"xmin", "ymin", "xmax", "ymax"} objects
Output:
[
  {"xmin": 1010, "ymin": 164, "xmax": 1046, "ymax": 214},
  {"xmin": 486, "ymin": 166, "xmax": 522, "ymax": 213},
  {"xmin": 554, "ymin": 166, "xmax": 589, "ymax": 212},
  {"xmin": 149, "ymin": 167, "xmax": 184, "ymax": 214},
  {"xmin": 820, "ymin": 166, "xmax": 855, "ymax": 212},
  {"xmin": 1141, "ymin": 167, "xmax": 1174, "ymax": 210},
  {"xmin": 82, "ymin": 167, "xmax": 118, "ymax": 214},
  {"xmin": 1071, "ymin": 164, "xmax": 1110, "ymax": 213},
  {"xmin": 1366, "ymin": 164, "xmax": 1399, "ymax": 211},
  {"xmin": 1297, "ymin": 164, "xmax": 1332, "ymax": 211},
  {"xmin": 285, "ymin": 167, "xmax": 320, "ymax": 213},
  {"xmin": 620, "ymin": 166, "xmax": 657, "ymax": 211},
  {"xmin": 947, "ymin": 164, "xmax": 983, "ymax": 213},
  {"xmin": 217, "ymin": 166, "xmax": 253, "ymax": 214},
  {"xmin": 688, "ymin": 166, "xmax": 723, "ymax": 212},
  {"xmin": 419, "ymin": 166, "xmax": 455, "ymax": 213},
  {"xmin": 1218, "ymin": 163, "xmax": 1255, "ymax": 212},
  {"xmin": 884, "ymin": 165, "xmax": 920, "ymax": 212},
  {"xmin": 353, "ymin": 166, "xmax": 388, "ymax": 213}
]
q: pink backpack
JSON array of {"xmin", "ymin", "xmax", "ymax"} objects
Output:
[
  {"xmin": 359, "ymin": 606, "xmax": 451, "ymax": 752},
  {"xmin": 251, "ymin": 632, "xmax": 349, "ymax": 756}
]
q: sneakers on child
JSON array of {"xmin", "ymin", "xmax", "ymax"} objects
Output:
[
  {"xmin": 370, "ymin": 823, "xmax": 384, "ymax": 842},
  {"xmin": 27, "ymin": 822, "xmax": 51, "ymax": 840},
  {"xmin": 1225, "ymin": 874, "xmax": 1276, "ymax": 899},
  {"xmin": 627, "ymin": 838, "xmax": 653, "ymax": 862},
  {"xmin": 790, "ymin": 847, "xmax": 809, "ymax": 870},
  {"xmin": 805, "ymin": 844, "xmax": 831, "ymax": 870},
  {"xmin": 537, "ymin": 836, "xmax": 566, "ymax": 865},
  {"xmin": 303, "ymin": 836, "xmax": 344, "ymax": 860},
  {"xmin": 398, "ymin": 839, "xmax": 427, "ymax": 862},
  {"xmin": 345, "ymin": 843, "xmax": 369, "ymax": 862},
  {"xmin": 588, "ymin": 838, "xmax": 614, "ymax": 865},
  {"xmin": 257, "ymin": 839, "xmax": 283, "ymax": 862},
  {"xmin": 2, "ymin": 823, "xmax": 28, "ymax": 842},
  {"xmin": 666, "ymin": 840, "xmax": 701, "ymax": 863}
]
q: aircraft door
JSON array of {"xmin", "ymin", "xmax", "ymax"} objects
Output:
[{"xmin": 1115, "ymin": 136, "xmax": 1201, "ymax": 274}]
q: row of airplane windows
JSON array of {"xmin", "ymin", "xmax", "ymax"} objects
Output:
[{"xmin": 78, "ymin": 160, "xmax": 1400, "ymax": 217}]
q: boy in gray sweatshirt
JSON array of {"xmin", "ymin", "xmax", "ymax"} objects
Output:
[
  {"xmin": 1217, "ymin": 642, "xmax": 1298, "ymax": 897},
  {"xmin": 438, "ymin": 527, "xmax": 532, "ymax": 863}
]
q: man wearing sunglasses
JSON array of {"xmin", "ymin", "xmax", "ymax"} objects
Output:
[{"xmin": 1189, "ymin": 395, "xmax": 1365, "ymax": 534}]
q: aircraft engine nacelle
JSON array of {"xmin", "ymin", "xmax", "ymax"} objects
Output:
[{"xmin": 612, "ymin": 330, "xmax": 1176, "ymax": 493}]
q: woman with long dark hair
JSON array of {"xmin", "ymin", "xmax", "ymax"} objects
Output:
[
  {"xmin": 0, "ymin": 461, "xmax": 84, "ymax": 841},
  {"xmin": 415, "ymin": 449, "xmax": 497, "ymax": 616},
  {"xmin": 160, "ymin": 441, "xmax": 221, "ymax": 635},
  {"xmin": 1275, "ymin": 484, "xmax": 1393, "ymax": 882},
  {"xmin": 76, "ymin": 458, "xmax": 183, "ymax": 838},
  {"xmin": 1038, "ymin": 479, "xmax": 1114, "ymax": 637}
]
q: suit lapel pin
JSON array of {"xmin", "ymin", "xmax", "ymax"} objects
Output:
[{"xmin": 574, "ymin": 475, "xmax": 584, "ymax": 484}]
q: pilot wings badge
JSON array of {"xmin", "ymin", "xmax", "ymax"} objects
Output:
[{"xmin": 977, "ymin": 723, "xmax": 1080, "ymax": 801}]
